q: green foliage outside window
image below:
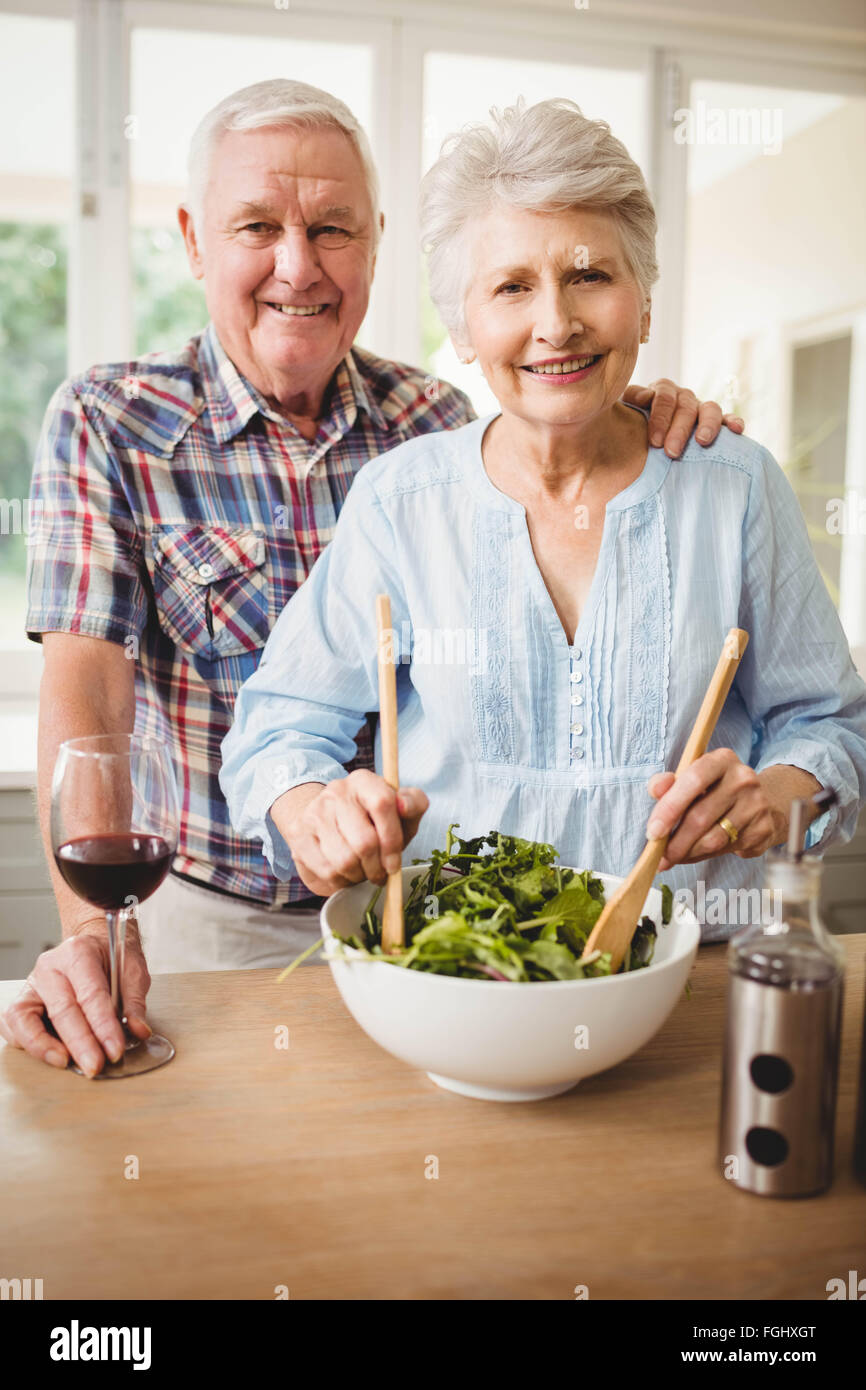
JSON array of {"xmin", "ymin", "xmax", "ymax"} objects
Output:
[
  {"xmin": 132, "ymin": 225, "xmax": 207, "ymax": 357},
  {"xmin": 0, "ymin": 220, "xmax": 208, "ymax": 643},
  {"xmin": 0, "ymin": 222, "xmax": 67, "ymax": 586}
]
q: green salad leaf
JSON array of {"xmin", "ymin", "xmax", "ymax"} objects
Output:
[
  {"xmin": 318, "ymin": 825, "xmax": 670, "ymax": 983},
  {"xmin": 661, "ymin": 883, "xmax": 674, "ymax": 925}
]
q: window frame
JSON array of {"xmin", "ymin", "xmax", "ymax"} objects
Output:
[
  {"xmin": 782, "ymin": 307, "xmax": 866, "ymax": 650},
  {"xmin": 393, "ymin": 20, "xmax": 654, "ymax": 368},
  {"xmin": 660, "ymin": 49, "xmax": 866, "ymax": 383},
  {"xmin": 659, "ymin": 50, "xmax": 866, "ymax": 654},
  {"xmin": 0, "ymin": 0, "xmax": 76, "ymax": 699},
  {"xmin": 123, "ymin": 0, "xmax": 397, "ymax": 357}
]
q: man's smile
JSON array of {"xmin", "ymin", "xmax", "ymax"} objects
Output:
[{"xmin": 261, "ymin": 301, "xmax": 330, "ymax": 317}]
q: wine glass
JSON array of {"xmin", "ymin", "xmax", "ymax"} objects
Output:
[{"xmin": 50, "ymin": 733, "xmax": 179, "ymax": 1077}]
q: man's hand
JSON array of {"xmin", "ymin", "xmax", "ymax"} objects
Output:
[
  {"xmin": 0, "ymin": 918, "xmax": 152, "ymax": 1077},
  {"xmin": 623, "ymin": 380, "xmax": 744, "ymax": 458},
  {"xmin": 271, "ymin": 771, "xmax": 429, "ymax": 897}
]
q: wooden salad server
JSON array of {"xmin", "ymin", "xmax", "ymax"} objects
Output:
[
  {"xmin": 580, "ymin": 627, "xmax": 750, "ymax": 973},
  {"xmin": 375, "ymin": 594, "xmax": 405, "ymax": 953}
]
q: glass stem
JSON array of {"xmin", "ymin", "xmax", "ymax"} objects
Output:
[{"xmin": 106, "ymin": 909, "xmax": 128, "ymax": 1027}]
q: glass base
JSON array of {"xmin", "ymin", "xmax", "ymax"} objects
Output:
[{"xmin": 71, "ymin": 1032, "xmax": 175, "ymax": 1078}]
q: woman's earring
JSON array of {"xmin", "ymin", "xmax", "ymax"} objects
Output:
[
  {"xmin": 640, "ymin": 334, "xmax": 649, "ymax": 344},
  {"xmin": 458, "ymin": 353, "xmax": 476, "ymax": 364}
]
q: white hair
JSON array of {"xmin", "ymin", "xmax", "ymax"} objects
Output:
[
  {"xmin": 419, "ymin": 97, "xmax": 658, "ymax": 339},
  {"xmin": 183, "ymin": 78, "xmax": 381, "ymax": 247}
]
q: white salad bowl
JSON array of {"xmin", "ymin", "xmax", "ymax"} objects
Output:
[{"xmin": 320, "ymin": 865, "xmax": 701, "ymax": 1102}]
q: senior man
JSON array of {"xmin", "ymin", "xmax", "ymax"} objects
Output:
[{"xmin": 4, "ymin": 79, "xmax": 739, "ymax": 1077}]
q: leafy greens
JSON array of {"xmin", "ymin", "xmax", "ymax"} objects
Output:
[{"xmin": 322, "ymin": 824, "xmax": 673, "ymax": 983}]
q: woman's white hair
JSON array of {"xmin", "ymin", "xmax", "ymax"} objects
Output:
[
  {"xmin": 183, "ymin": 78, "xmax": 381, "ymax": 247},
  {"xmin": 419, "ymin": 97, "xmax": 658, "ymax": 340}
]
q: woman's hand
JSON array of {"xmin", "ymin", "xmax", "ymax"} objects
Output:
[
  {"xmin": 644, "ymin": 750, "xmax": 814, "ymax": 871},
  {"xmin": 272, "ymin": 771, "xmax": 430, "ymax": 897},
  {"xmin": 622, "ymin": 380, "xmax": 744, "ymax": 458}
]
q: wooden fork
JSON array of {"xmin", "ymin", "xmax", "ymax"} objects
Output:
[
  {"xmin": 376, "ymin": 594, "xmax": 404, "ymax": 953},
  {"xmin": 580, "ymin": 627, "xmax": 750, "ymax": 973}
]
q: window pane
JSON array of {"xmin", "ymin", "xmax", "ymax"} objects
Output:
[
  {"xmin": 790, "ymin": 333, "xmax": 851, "ymax": 607},
  {"xmin": 680, "ymin": 81, "xmax": 866, "ymax": 634},
  {"xmin": 0, "ymin": 14, "xmax": 74, "ymax": 650},
  {"xmin": 421, "ymin": 52, "xmax": 647, "ymax": 412},
  {"xmin": 130, "ymin": 28, "xmax": 375, "ymax": 355}
]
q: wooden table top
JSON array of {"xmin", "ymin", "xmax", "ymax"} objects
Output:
[{"xmin": 1, "ymin": 936, "xmax": 864, "ymax": 1301}]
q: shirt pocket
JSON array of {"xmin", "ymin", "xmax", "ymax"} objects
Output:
[{"xmin": 151, "ymin": 524, "xmax": 270, "ymax": 660}]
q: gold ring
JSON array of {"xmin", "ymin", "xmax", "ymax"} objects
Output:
[{"xmin": 718, "ymin": 816, "xmax": 739, "ymax": 844}]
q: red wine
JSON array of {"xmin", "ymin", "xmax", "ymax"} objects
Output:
[{"xmin": 54, "ymin": 833, "xmax": 172, "ymax": 910}]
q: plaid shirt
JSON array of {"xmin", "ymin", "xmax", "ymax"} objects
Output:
[{"xmin": 26, "ymin": 321, "xmax": 475, "ymax": 905}]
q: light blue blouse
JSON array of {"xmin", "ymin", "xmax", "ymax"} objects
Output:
[{"xmin": 220, "ymin": 409, "xmax": 866, "ymax": 941}]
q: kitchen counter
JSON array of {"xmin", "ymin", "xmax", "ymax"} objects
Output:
[{"xmin": 0, "ymin": 937, "xmax": 864, "ymax": 1301}]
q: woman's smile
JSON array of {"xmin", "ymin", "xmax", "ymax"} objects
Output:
[{"xmin": 520, "ymin": 352, "xmax": 604, "ymax": 383}]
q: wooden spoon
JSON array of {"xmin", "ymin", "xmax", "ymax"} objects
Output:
[
  {"xmin": 580, "ymin": 627, "xmax": 750, "ymax": 973},
  {"xmin": 375, "ymin": 594, "xmax": 404, "ymax": 953}
]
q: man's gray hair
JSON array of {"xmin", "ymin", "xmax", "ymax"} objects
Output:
[
  {"xmin": 419, "ymin": 97, "xmax": 658, "ymax": 339},
  {"xmin": 184, "ymin": 78, "xmax": 381, "ymax": 246}
]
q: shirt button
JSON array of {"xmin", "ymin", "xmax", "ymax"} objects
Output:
[
  {"xmin": 572, "ymin": 694, "xmax": 584, "ymax": 706},
  {"xmin": 572, "ymin": 671, "xmax": 583, "ymax": 683},
  {"xmin": 571, "ymin": 723, "xmax": 584, "ymax": 735},
  {"xmin": 198, "ymin": 562, "xmax": 215, "ymax": 580},
  {"xmin": 574, "ymin": 649, "xmax": 581, "ymax": 659},
  {"xmin": 572, "ymin": 749, "xmax": 585, "ymax": 759}
]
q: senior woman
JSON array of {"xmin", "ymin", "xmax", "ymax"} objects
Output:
[{"xmin": 220, "ymin": 98, "xmax": 866, "ymax": 941}]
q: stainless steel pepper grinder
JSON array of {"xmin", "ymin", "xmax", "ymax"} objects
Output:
[{"xmin": 718, "ymin": 788, "xmax": 844, "ymax": 1197}]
